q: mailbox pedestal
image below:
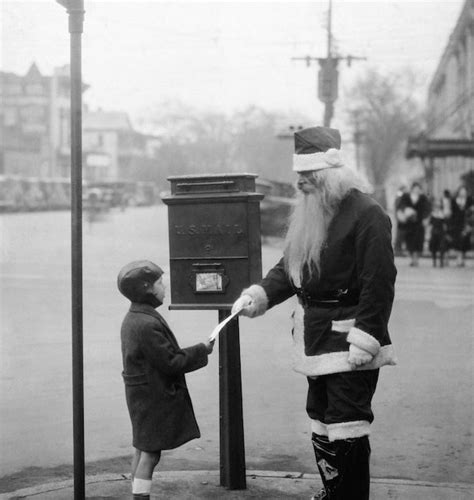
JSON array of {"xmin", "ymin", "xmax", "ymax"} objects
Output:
[{"xmin": 162, "ymin": 174, "xmax": 264, "ymax": 490}]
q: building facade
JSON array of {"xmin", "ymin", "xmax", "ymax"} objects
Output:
[
  {"xmin": 1, "ymin": 63, "xmax": 161, "ymax": 185},
  {"xmin": 407, "ymin": 0, "xmax": 474, "ymax": 197},
  {"xmin": 0, "ymin": 63, "xmax": 79, "ymax": 178},
  {"xmin": 83, "ymin": 110, "xmax": 161, "ymax": 182}
]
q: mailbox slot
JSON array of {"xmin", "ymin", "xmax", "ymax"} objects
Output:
[{"xmin": 176, "ymin": 180, "xmax": 238, "ymax": 194}]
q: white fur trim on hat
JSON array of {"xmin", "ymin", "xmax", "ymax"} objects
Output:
[
  {"xmin": 347, "ymin": 327, "xmax": 381, "ymax": 356},
  {"xmin": 327, "ymin": 420, "xmax": 371, "ymax": 441},
  {"xmin": 293, "ymin": 148, "xmax": 344, "ymax": 173}
]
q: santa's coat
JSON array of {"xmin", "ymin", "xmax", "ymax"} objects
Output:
[{"xmin": 244, "ymin": 189, "xmax": 397, "ymax": 377}]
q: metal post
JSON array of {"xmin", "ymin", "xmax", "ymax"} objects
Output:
[
  {"xmin": 323, "ymin": 101, "xmax": 334, "ymax": 128},
  {"xmin": 324, "ymin": 0, "xmax": 333, "ymax": 127},
  {"xmin": 218, "ymin": 310, "xmax": 246, "ymax": 490},
  {"xmin": 57, "ymin": 1, "xmax": 85, "ymax": 498}
]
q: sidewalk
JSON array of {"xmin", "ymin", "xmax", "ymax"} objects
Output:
[{"xmin": 1, "ymin": 470, "xmax": 472, "ymax": 500}]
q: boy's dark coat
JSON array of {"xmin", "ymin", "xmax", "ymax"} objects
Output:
[{"xmin": 121, "ymin": 302, "xmax": 208, "ymax": 451}]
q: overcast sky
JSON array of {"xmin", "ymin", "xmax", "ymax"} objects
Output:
[{"xmin": 1, "ymin": 0, "xmax": 465, "ymax": 128}]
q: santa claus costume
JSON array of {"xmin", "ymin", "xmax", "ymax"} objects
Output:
[{"xmin": 233, "ymin": 126, "xmax": 397, "ymax": 500}]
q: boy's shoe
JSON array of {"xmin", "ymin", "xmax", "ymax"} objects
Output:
[
  {"xmin": 133, "ymin": 495, "xmax": 150, "ymax": 500},
  {"xmin": 310, "ymin": 489, "xmax": 328, "ymax": 500}
]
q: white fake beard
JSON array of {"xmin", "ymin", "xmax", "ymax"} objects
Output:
[{"xmin": 284, "ymin": 190, "xmax": 337, "ymax": 286}]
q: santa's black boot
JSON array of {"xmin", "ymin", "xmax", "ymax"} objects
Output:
[
  {"xmin": 311, "ymin": 433, "xmax": 371, "ymax": 500},
  {"xmin": 336, "ymin": 436, "xmax": 371, "ymax": 500},
  {"xmin": 311, "ymin": 433, "xmax": 336, "ymax": 499}
]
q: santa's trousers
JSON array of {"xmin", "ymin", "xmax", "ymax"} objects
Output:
[{"xmin": 306, "ymin": 370, "xmax": 379, "ymax": 499}]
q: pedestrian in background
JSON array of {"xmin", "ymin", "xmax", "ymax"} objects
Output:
[
  {"xmin": 398, "ymin": 182, "xmax": 431, "ymax": 266},
  {"xmin": 428, "ymin": 197, "xmax": 449, "ymax": 267},
  {"xmin": 117, "ymin": 261, "xmax": 214, "ymax": 500},
  {"xmin": 394, "ymin": 185, "xmax": 408, "ymax": 256},
  {"xmin": 441, "ymin": 189, "xmax": 452, "ymax": 218},
  {"xmin": 449, "ymin": 185, "xmax": 473, "ymax": 267},
  {"xmin": 232, "ymin": 126, "xmax": 397, "ymax": 500}
]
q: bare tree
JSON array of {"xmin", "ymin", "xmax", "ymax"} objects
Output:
[
  {"xmin": 345, "ymin": 68, "xmax": 422, "ymax": 207},
  {"xmin": 231, "ymin": 106, "xmax": 295, "ymax": 181},
  {"xmin": 138, "ymin": 101, "xmax": 310, "ymax": 184}
]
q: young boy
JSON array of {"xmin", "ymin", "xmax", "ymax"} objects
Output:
[{"xmin": 117, "ymin": 260, "xmax": 214, "ymax": 500}]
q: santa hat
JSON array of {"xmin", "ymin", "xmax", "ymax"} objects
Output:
[{"xmin": 293, "ymin": 126, "xmax": 344, "ymax": 173}]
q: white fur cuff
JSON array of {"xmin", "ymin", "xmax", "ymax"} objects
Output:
[
  {"xmin": 311, "ymin": 419, "xmax": 328, "ymax": 436},
  {"xmin": 241, "ymin": 284, "xmax": 268, "ymax": 317},
  {"xmin": 347, "ymin": 327, "xmax": 380, "ymax": 356},
  {"xmin": 331, "ymin": 318, "xmax": 355, "ymax": 333},
  {"xmin": 327, "ymin": 420, "xmax": 371, "ymax": 441}
]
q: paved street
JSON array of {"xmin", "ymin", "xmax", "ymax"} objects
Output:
[{"xmin": 1, "ymin": 206, "xmax": 473, "ymax": 489}]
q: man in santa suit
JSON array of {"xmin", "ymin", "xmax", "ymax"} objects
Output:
[{"xmin": 232, "ymin": 126, "xmax": 397, "ymax": 500}]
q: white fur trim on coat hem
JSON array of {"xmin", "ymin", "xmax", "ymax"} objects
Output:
[
  {"xmin": 241, "ymin": 284, "xmax": 268, "ymax": 317},
  {"xmin": 327, "ymin": 420, "xmax": 371, "ymax": 441},
  {"xmin": 311, "ymin": 419, "xmax": 328, "ymax": 436},
  {"xmin": 293, "ymin": 344, "xmax": 397, "ymax": 377},
  {"xmin": 347, "ymin": 327, "xmax": 381, "ymax": 355}
]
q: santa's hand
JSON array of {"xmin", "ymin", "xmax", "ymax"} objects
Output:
[
  {"xmin": 348, "ymin": 344, "xmax": 374, "ymax": 368},
  {"xmin": 231, "ymin": 295, "xmax": 254, "ymax": 316}
]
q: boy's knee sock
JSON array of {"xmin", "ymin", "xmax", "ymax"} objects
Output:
[{"xmin": 132, "ymin": 478, "xmax": 152, "ymax": 495}]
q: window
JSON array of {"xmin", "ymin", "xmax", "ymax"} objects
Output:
[
  {"xmin": 4, "ymin": 107, "xmax": 18, "ymax": 126},
  {"xmin": 26, "ymin": 84, "xmax": 44, "ymax": 95}
]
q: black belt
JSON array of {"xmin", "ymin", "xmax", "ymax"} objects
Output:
[{"xmin": 295, "ymin": 288, "xmax": 359, "ymax": 308}]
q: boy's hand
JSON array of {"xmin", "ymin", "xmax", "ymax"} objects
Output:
[{"xmin": 204, "ymin": 339, "xmax": 215, "ymax": 354}]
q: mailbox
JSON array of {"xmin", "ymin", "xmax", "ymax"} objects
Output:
[{"xmin": 162, "ymin": 173, "xmax": 264, "ymax": 310}]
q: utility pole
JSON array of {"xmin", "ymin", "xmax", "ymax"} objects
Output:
[
  {"xmin": 292, "ymin": 0, "xmax": 366, "ymax": 127},
  {"xmin": 352, "ymin": 109, "xmax": 364, "ymax": 171},
  {"xmin": 324, "ymin": 0, "xmax": 334, "ymax": 127},
  {"xmin": 56, "ymin": 1, "xmax": 85, "ymax": 499}
]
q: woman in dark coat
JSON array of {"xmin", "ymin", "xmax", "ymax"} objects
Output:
[
  {"xmin": 117, "ymin": 260, "xmax": 214, "ymax": 500},
  {"xmin": 449, "ymin": 186, "xmax": 473, "ymax": 267},
  {"xmin": 398, "ymin": 182, "xmax": 430, "ymax": 266}
]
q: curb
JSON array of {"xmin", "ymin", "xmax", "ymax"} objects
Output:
[
  {"xmin": 1, "ymin": 470, "xmax": 473, "ymax": 499},
  {"xmin": 0, "ymin": 474, "xmax": 126, "ymax": 500}
]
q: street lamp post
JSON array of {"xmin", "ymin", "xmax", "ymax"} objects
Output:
[{"xmin": 56, "ymin": 1, "xmax": 85, "ymax": 498}]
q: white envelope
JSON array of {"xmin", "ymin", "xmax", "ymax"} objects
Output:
[{"xmin": 209, "ymin": 306, "xmax": 243, "ymax": 342}]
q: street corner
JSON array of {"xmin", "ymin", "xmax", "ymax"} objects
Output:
[
  {"xmin": 1, "ymin": 471, "xmax": 473, "ymax": 500},
  {"xmin": 0, "ymin": 471, "xmax": 318, "ymax": 500}
]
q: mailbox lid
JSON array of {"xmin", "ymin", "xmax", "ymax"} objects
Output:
[{"xmin": 167, "ymin": 173, "xmax": 258, "ymax": 196}]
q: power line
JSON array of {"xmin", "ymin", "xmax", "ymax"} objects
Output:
[{"xmin": 291, "ymin": 0, "xmax": 366, "ymax": 126}]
